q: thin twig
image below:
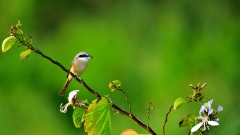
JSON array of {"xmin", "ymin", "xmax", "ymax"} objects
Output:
[
  {"xmin": 118, "ymin": 89, "xmax": 132, "ymax": 116},
  {"xmin": 162, "ymin": 105, "xmax": 173, "ymax": 135},
  {"xmin": 147, "ymin": 102, "xmax": 154, "ymax": 128}
]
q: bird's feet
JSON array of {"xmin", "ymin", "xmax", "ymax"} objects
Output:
[{"xmin": 74, "ymin": 76, "xmax": 84, "ymax": 84}]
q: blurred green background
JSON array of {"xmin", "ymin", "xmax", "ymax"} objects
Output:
[{"xmin": 1, "ymin": 0, "xmax": 239, "ymax": 135}]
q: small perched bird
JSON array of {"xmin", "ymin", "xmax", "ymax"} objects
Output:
[{"xmin": 59, "ymin": 52, "xmax": 93, "ymax": 96}]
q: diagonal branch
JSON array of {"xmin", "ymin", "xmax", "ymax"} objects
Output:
[
  {"xmin": 12, "ymin": 28, "xmax": 157, "ymax": 135},
  {"xmin": 37, "ymin": 48, "xmax": 156, "ymax": 134}
]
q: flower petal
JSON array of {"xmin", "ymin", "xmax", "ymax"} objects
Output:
[
  {"xmin": 60, "ymin": 103, "xmax": 70, "ymax": 113},
  {"xmin": 68, "ymin": 90, "xmax": 79, "ymax": 103},
  {"xmin": 207, "ymin": 121, "xmax": 219, "ymax": 126},
  {"xmin": 218, "ymin": 106, "xmax": 223, "ymax": 112},
  {"xmin": 191, "ymin": 122, "xmax": 204, "ymax": 133},
  {"xmin": 199, "ymin": 105, "xmax": 206, "ymax": 115},
  {"xmin": 208, "ymin": 108, "xmax": 214, "ymax": 116},
  {"xmin": 207, "ymin": 99, "xmax": 213, "ymax": 109}
]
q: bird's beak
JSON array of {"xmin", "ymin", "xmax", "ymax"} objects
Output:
[{"xmin": 90, "ymin": 55, "xmax": 93, "ymax": 59}]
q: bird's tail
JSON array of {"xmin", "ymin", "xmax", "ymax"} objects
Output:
[{"xmin": 59, "ymin": 79, "xmax": 71, "ymax": 96}]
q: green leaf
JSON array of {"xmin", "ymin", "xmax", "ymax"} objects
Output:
[
  {"xmin": 174, "ymin": 97, "xmax": 186, "ymax": 110},
  {"xmin": 16, "ymin": 22, "xmax": 22, "ymax": 27},
  {"xmin": 84, "ymin": 97, "xmax": 111, "ymax": 135},
  {"xmin": 72, "ymin": 107, "xmax": 85, "ymax": 128},
  {"xmin": 20, "ymin": 49, "xmax": 32, "ymax": 61},
  {"xmin": 2, "ymin": 36, "xmax": 16, "ymax": 52},
  {"xmin": 179, "ymin": 114, "xmax": 197, "ymax": 128},
  {"xmin": 16, "ymin": 29, "xmax": 23, "ymax": 36},
  {"xmin": 109, "ymin": 80, "xmax": 121, "ymax": 91}
]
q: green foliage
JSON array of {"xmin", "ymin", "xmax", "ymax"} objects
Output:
[
  {"xmin": 109, "ymin": 80, "xmax": 122, "ymax": 92},
  {"xmin": 72, "ymin": 107, "xmax": 86, "ymax": 128},
  {"xmin": 20, "ymin": 49, "xmax": 32, "ymax": 61},
  {"xmin": 179, "ymin": 114, "xmax": 197, "ymax": 129},
  {"xmin": 84, "ymin": 97, "xmax": 111, "ymax": 135},
  {"xmin": 2, "ymin": 36, "xmax": 16, "ymax": 52},
  {"xmin": 173, "ymin": 97, "xmax": 187, "ymax": 110},
  {"xmin": 2, "ymin": 21, "xmax": 34, "ymax": 61},
  {"xmin": 16, "ymin": 29, "xmax": 23, "ymax": 36}
]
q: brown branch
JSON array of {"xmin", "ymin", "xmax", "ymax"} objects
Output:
[
  {"xmin": 14, "ymin": 34, "xmax": 101, "ymax": 98},
  {"xmin": 162, "ymin": 105, "xmax": 173, "ymax": 135},
  {"xmin": 37, "ymin": 49, "xmax": 155, "ymax": 134},
  {"xmin": 12, "ymin": 29, "xmax": 156, "ymax": 135},
  {"xmin": 111, "ymin": 103, "xmax": 156, "ymax": 135}
]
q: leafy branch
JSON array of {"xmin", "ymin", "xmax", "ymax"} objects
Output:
[
  {"xmin": 3, "ymin": 21, "xmax": 156, "ymax": 135},
  {"xmin": 162, "ymin": 83, "xmax": 207, "ymax": 135},
  {"xmin": 109, "ymin": 80, "xmax": 132, "ymax": 115}
]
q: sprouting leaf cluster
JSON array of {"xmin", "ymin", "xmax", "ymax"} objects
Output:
[{"xmin": 2, "ymin": 20, "xmax": 33, "ymax": 61}]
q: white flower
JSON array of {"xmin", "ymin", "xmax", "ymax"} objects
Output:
[
  {"xmin": 191, "ymin": 99, "xmax": 222, "ymax": 133},
  {"xmin": 60, "ymin": 90, "xmax": 79, "ymax": 113},
  {"xmin": 191, "ymin": 115, "xmax": 219, "ymax": 133},
  {"xmin": 68, "ymin": 90, "xmax": 79, "ymax": 104}
]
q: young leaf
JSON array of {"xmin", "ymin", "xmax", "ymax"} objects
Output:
[
  {"xmin": 109, "ymin": 80, "xmax": 122, "ymax": 91},
  {"xmin": 20, "ymin": 49, "xmax": 32, "ymax": 61},
  {"xmin": 16, "ymin": 29, "xmax": 23, "ymax": 36},
  {"xmin": 179, "ymin": 114, "xmax": 197, "ymax": 128},
  {"xmin": 2, "ymin": 36, "xmax": 16, "ymax": 52},
  {"xmin": 16, "ymin": 21, "xmax": 22, "ymax": 27},
  {"xmin": 84, "ymin": 97, "xmax": 111, "ymax": 135},
  {"xmin": 174, "ymin": 97, "xmax": 186, "ymax": 110},
  {"xmin": 72, "ymin": 107, "xmax": 85, "ymax": 128}
]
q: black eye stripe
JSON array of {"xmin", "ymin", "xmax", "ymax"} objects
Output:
[{"xmin": 79, "ymin": 54, "xmax": 88, "ymax": 57}]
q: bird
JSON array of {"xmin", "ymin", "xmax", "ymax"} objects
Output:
[{"xmin": 59, "ymin": 52, "xmax": 93, "ymax": 96}]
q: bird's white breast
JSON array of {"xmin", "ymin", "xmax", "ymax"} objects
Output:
[{"xmin": 71, "ymin": 59, "xmax": 88, "ymax": 76}]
